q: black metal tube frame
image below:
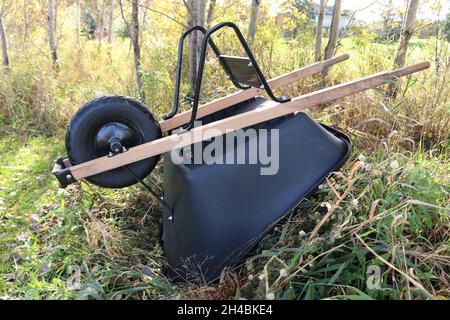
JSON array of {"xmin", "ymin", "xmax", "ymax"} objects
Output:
[
  {"xmin": 165, "ymin": 22, "xmax": 290, "ymax": 131},
  {"xmin": 163, "ymin": 25, "xmax": 248, "ymax": 120}
]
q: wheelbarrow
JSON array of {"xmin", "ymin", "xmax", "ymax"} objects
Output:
[{"xmin": 53, "ymin": 22, "xmax": 429, "ymax": 283}]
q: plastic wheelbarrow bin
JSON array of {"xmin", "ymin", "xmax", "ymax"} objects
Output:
[{"xmin": 162, "ymin": 97, "xmax": 351, "ymax": 283}]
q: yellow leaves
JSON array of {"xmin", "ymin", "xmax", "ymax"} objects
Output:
[
  {"xmin": 429, "ymin": 0, "xmax": 443, "ymax": 13},
  {"xmin": 292, "ymin": 8, "xmax": 307, "ymax": 21}
]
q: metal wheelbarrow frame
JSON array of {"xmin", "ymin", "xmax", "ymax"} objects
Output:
[{"xmin": 53, "ymin": 22, "xmax": 429, "ymax": 186}]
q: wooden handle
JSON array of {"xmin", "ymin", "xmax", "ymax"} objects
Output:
[
  {"xmin": 159, "ymin": 54, "xmax": 350, "ymax": 132},
  {"xmin": 70, "ymin": 61, "xmax": 430, "ymax": 180}
]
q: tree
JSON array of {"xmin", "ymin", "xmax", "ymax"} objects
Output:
[
  {"xmin": 131, "ymin": 0, "xmax": 143, "ymax": 100},
  {"xmin": 186, "ymin": 0, "xmax": 206, "ymax": 95},
  {"xmin": 444, "ymin": 12, "xmax": 450, "ymax": 41},
  {"xmin": 47, "ymin": 0, "xmax": 58, "ymax": 68},
  {"xmin": 23, "ymin": 0, "xmax": 30, "ymax": 44},
  {"xmin": 0, "ymin": 0, "xmax": 10, "ymax": 68},
  {"xmin": 294, "ymin": 0, "xmax": 315, "ymax": 17},
  {"xmin": 98, "ymin": 0, "xmax": 107, "ymax": 42},
  {"xmin": 393, "ymin": 0, "xmax": 420, "ymax": 69},
  {"xmin": 84, "ymin": 5, "xmax": 97, "ymax": 39},
  {"xmin": 107, "ymin": 0, "xmax": 114, "ymax": 44},
  {"xmin": 376, "ymin": 0, "xmax": 402, "ymax": 42},
  {"xmin": 387, "ymin": 0, "xmax": 420, "ymax": 98},
  {"xmin": 0, "ymin": 14, "xmax": 8, "ymax": 67},
  {"xmin": 247, "ymin": 0, "xmax": 261, "ymax": 45},
  {"xmin": 206, "ymin": 0, "xmax": 215, "ymax": 29},
  {"xmin": 119, "ymin": 0, "xmax": 144, "ymax": 100},
  {"xmin": 314, "ymin": 0, "xmax": 327, "ymax": 62},
  {"xmin": 282, "ymin": 0, "xmax": 316, "ymax": 38},
  {"xmin": 76, "ymin": 0, "xmax": 81, "ymax": 45},
  {"xmin": 321, "ymin": 0, "xmax": 341, "ymax": 84}
]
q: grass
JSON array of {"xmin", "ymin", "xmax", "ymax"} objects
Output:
[
  {"xmin": 0, "ymin": 134, "xmax": 177, "ymax": 299},
  {"xmin": 0, "ymin": 132, "xmax": 447, "ymax": 299},
  {"xmin": 0, "ymin": 14, "xmax": 449, "ymax": 299}
]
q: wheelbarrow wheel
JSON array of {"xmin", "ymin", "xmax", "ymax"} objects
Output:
[{"xmin": 66, "ymin": 95, "xmax": 162, "ymax": 188}]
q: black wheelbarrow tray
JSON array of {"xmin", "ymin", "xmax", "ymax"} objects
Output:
[{"xmin": 52, "ymin": 22, "xmax": 430, "ymax": 283}]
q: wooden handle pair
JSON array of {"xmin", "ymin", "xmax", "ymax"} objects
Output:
[
  {"xmin": 70, "ymin": 61, "xmax": 430, "ymax": 180},
  {"xmin": 160, "ymin": 54, "xmax": 350, "ymax": 132}
]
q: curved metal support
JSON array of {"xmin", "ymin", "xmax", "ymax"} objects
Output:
[
  {"xmin": 164, "ymin": 25, "xmax": 247, "ymax": 121},
  {"xmin": 184, "ymin": 22, "xmax": 290, "ymax": 131},
  {"xmin": 164, "ymin": 26, "xmax": 212, "ymax": 120}
]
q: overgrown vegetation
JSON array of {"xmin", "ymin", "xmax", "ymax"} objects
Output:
[{"xmin": 0, "ymin": 1, "xmax": 449, "ymax": 300}]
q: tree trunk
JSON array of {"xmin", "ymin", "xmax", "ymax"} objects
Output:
[
  {"xmin": 108, "ymin": 0, "xmax": 114, "ymax": 44},
  {"xmin": 94, "ymin": 0, "xmax": 100, "ymax": 26},
  {"xmin": 247, "ymin": 0, "xmax": 260, "ymax": 45},
  {"xmin": 206, "ymin": 0, "xmax": 216, "ymax": 28},
  {"xmin": 47, "ymin": 0, "xmax": 58, "ymax": 68},
  {"xmin": 314, "ymin": 0, "xmax": 327, "ymax": 62},
  {"xmin": 0, "ymin": 16, "xmax": 9, "ymax": 67},
  {"xmin": 196, "ymin": 0, "xmax": 206, "ymax": 58},
  {"xmin": 188, "ymin": 0, "xmax": 198, "ymax": 95},
  {"xmin": 76, "ymin": 0, "xmax": 81, "ymax": 46},
  {"xmin": 23, "ymin": 0, "xmax": 29, "ymax": 44},
  {"xmin": 187, "ymin": 0, "xmax": 206, "ymax": 95},
  {"xmin": 321, "ymin": 0, "xmax": 341, "ymax": 84},
  {"xmin": 131, "ymin": 0, "xmax": 144, "ymax": 100},
  {"xmin": 99, "ymin": 0, "xmax": 107, "ymax": 43},
  {"xmin": 54, "ymin": 0, "xmax": 58, "ymax": 39},
  {"xmin": 394, "ymin": 0, "xmax": 419, "ymax": 68},
  {"xmin": 387, "ymin": 0, "xmax": 420, "ymax": 99}
]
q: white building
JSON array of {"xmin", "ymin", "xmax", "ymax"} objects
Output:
[{"xmin": 316, "ymin": 6, "xmax": 353, "ymax": 29}]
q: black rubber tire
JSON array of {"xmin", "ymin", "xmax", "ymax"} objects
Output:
[{"xmin": 66, "ymin": 95, "xmax": 162, "ymax": 188}]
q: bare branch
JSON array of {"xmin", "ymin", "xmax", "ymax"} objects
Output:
[
  {"xmin": 0, "ymin": 0, "xmax": 12, "ymax": 17},
  {"xmin": 126, "ymin": 0, "xmax": 187, "ymax": 28},
  {"xmin": 119, "ymin": 0, "xmax": 131, "ymax": 34},
  {"xmin": 182, "ymin": 0, "xmax": 191, "ymax": 15}
]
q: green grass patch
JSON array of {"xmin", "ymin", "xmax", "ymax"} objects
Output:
[{"xmin": 0, "ymin": 134, "xmax": 176, "ymax": 299}]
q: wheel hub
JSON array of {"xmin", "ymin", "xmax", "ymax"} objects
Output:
[{"xmin": 95, "ymin": 122, "xmax": 137, "ymax": 155}]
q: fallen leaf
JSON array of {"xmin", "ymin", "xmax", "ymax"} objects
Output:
[
  {"xmin": 350, "ymin": 161, "xmax": 362, "ymax": 180},
  {"xmin": 141, "ymin": 266, "xmax": 153, "ymax": 277},
  {"xmin": 369, "ymin": 200, "xmax": 381, "ymax": 224}
]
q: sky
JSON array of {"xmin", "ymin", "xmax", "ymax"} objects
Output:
[{"xmin": 267, "ymin": 0, "xmax": 450, "ymax": 22}]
